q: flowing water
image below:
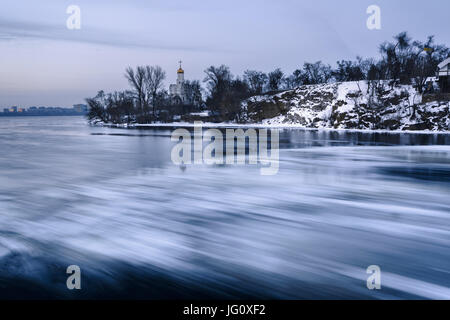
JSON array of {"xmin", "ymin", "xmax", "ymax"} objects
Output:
[{"xmin": 0, "ymin": 116, "xmax": 449, "ymax": 299}]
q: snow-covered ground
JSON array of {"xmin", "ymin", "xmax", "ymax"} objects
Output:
[{"xmin": 96, "ymin": 120, "xmax": 450, "ymax": 135}]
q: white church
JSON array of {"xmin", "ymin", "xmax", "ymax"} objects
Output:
[{"xmin": 169, "ymin": 61, "xmax": 187, "ymax": 103}]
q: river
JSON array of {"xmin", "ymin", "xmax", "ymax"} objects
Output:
[{"xmin": 0, "ymin": 116, "xmax": 449, "ymax": 299}]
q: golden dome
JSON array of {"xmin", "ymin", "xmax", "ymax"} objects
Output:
[{"xmin": 177, "ymin": 67, "xmax": 184, "ymax": 74}]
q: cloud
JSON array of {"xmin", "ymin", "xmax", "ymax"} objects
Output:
[{"xmin": 0, "ymin": 19, "xmax": 216, "ymax": 52}]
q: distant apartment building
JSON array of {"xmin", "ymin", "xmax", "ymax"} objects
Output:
[{"xmin": 73, "ymin": 104, "xmax": 88, "ymax": 113}]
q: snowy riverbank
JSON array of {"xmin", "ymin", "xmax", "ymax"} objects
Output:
[
  {"xmin": 91, "ymin": 120, "xmax": 450, "ymax": 134},
  {"xmin": 90, "ymin": 81, "xmax": 450, "ymax": 132}
]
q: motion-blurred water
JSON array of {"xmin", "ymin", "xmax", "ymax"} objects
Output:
[{"xmin": 0, "ymin": 116, "xmax": 449, "ymax": 299}]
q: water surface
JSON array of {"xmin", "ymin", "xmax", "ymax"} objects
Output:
[{"xmin": 0, "ymin": 116, "xmax": 449, "ymax": 299}]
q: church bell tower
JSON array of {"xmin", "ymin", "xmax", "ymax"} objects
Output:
[
  {"xmin": 177, "ymin": 60, "xmax": 185, "ymax": 85},
  {"xmin": 170, "ymin": 60, "xmax": 187, "ymax": 103}
]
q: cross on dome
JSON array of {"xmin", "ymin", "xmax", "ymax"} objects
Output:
[{"xmin": 177, "ymin": 60, "xmax": 184, "ymax": 74}]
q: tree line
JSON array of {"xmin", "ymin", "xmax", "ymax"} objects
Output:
[{"xmin": 87, "ymin": 32, "xmax": 449, "ymax": 124}]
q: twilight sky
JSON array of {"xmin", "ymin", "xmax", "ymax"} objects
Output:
[{"xmin": 0, "ymin": 0, "xmax": 449, "ymax": 108}]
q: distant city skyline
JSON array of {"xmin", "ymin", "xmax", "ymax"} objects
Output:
[
  {"xmin": 1, "ymin": 104, "xmax": 88, "ymax": 116},
  {"xmin": 0, "ymin": 0, "xmax": 449, "ymax": 108}
]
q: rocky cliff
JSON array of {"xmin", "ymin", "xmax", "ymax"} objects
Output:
[{"xmin": 242, "ymin": 81, "xmax": 450, "ymax": 131}]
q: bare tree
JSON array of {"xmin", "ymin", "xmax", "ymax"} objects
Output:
[
  {"xmin": 125, "ymin": 65, "xmax": 166, "ymax": 119},
  {"xmin": 284, "ymin": 69, "xmax": 305, "ymax": 89},
  {"xmin": 184, "ymin": 80, "xmax": 203, "ymax": 108},
  {"xmin": 267, "ymin": 68, "xmax": 284, "ymax": 91},
  {"xmin": 125, "ymin": 66, "xmax": 147, "ymax": 113},
  {"xmin": 203, "ymin": 65, "xmax": 233, "ymax": 95},
  {"xmin": 145, "ymin": 65, "xmax": 166, "ymax": 117},
  {"xmin": 302, "ymin": 61, "xmax": 333, "ymax": 84},
  {"xmin": 243, "ymin": 70, "xmax": 268, "ymax": 94},
  {"xmin": 203, "ymin": 65, "xmax": 252, "ymax": 120}
]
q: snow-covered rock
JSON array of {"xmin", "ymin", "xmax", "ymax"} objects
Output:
[{"xmin": 242, "ymin": 81, "xmax": 450, "ymax": 131}]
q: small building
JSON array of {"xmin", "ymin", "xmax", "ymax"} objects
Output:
[
  {"xmin": 9, "ymin": 106, "xmax": 17, "ymax": 113},
  {"xmin": 437, "ymin": 57, "xmax": 450, "ymax": 93},
  {"xmin": 169, "ymin": 61, "xmax": 187, "ymax": 104}
]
